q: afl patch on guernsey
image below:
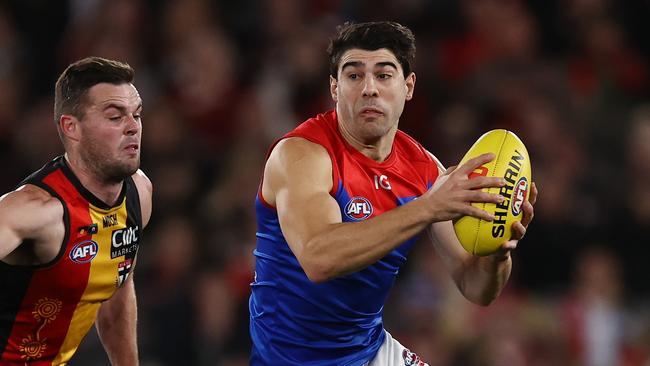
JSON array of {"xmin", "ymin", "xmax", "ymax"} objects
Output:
[
  {"xmin": 69, "ymin": 240, "xmax": 99, "ymax": 263},
  {"xmin": 344, "ymin": 196, "xmax": 373, "ymax": 221}
]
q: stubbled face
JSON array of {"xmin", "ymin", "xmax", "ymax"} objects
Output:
[
  {"xmin": 77, "ymin": 83, "xmax": 142, "ymax": 183},
  {"xmin": 331, "ymin": 48, "xmax": 415, "ymax": 144}
]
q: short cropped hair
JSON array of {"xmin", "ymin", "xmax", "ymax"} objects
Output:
[
  {"xmin": 327, "ymin": 21, "xmax": 416, "ymax": 79},
  {"xmin": 54, "ymin": 56, "xmax": 134, "ymax": 123}
]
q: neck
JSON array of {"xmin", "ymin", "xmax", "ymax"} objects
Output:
[
  {"xmin": 338, "ymin": 123, "xmax": 397, "ymax": 163},
  {"xmin": 64, "ymin": 153, "xmax": 123, "ymax": 206}
]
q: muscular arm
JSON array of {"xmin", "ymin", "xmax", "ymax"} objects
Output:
[
  {"xmin": 96, "ymin": 275, "xmax": 138, "ymax": 366},
  {"xmin": 95, "ymin": 170, "xmax": 151, "ymax": 366},
  {"xmin": 263, "ymin": 138, "xmax": 504, "ymax": 282},
  {"xmin": 0, "ymin": 194, "xmax": 25, "ymax": 260},
  {"xmin": 0, "ymin": 185, "xmax": 64, "ymax": 263}
]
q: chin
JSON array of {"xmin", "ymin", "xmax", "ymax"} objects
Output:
[
  {"xmin": 362, "ymin": 122, "xmax": 392, "ymax": 139},
  {"xmin": 105, "ymin": 161, "xmax": 139, "ymax": 182},
  {"xmin": 124, "ymin": 160, "xmax": 140, "ymax": 176}
]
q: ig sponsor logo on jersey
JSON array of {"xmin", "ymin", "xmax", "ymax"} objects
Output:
[
  {"xmin": 344, "ymin": 196, "xmax": 373, "ymax": 221},
  {"xmin": 69, "ymin": 240, "xmax": 99, "ymax": 263},
  {"xmin": 511, "ymin": 177, "xmax": 528, "ymax": 216}
]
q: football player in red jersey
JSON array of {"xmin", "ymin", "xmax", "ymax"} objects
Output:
[
  {"xmin": 0, "ymin": 57, "xmax": 151, "ymax": 365},
  {"xmin": 250, "ymin": 21, "xmax": 537, "ymax": 365}
]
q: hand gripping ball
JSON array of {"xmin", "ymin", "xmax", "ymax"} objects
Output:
[{"xmin": 453, "ymin": 129, "xmax": 532, "ymax": 256}]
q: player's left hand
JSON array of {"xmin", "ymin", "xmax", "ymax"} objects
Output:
[{"xmin": 494, "ymin": 182, "xmax": 538, "ymax": 257}]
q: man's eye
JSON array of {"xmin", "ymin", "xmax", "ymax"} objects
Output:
[
  {"xmin": 348, "ymin": 73, "xmax": 359, "ymax": 80},
  {"xmin": 109, "ymin": 116, "xmax": 121, "ymax": 121},
  {"xmin": 378, "ymin": 73, "xmax": 391, "ymax": 79}
]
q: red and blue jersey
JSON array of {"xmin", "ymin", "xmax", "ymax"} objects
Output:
[{"xmin": 250, "ymin": 110, "xmax": 439, "ymax": 365}]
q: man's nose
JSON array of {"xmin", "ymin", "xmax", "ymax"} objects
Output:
[
  {"xmin": 125, "ymin": 115, "xmax": 140, "ymax": 135},
  {"xmin": 362, "ymin": 75, "xmax": 379, "ymax": 97}
]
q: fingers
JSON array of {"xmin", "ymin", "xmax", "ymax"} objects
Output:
[
  {"xmin": 455, "ymin": 191, "xmax": 505, "ymax": 221},
  {"xmin": 528, "ymin": 181, "xmax": 538, "ymax": 205},
  {"xmin": 500, "ymin": 240, "xmax": 517, "ymax": 252},
  {"xmin": 456, "ymin": 153, "xmax": 495, "ymax": 176},
  {"xmin": 462, "ymin": 205, "xmax": 495, "ymax": 222},
  {"xmin": 463, "ymin": 189, "xmax": 504, "ymax": 206},
  {"xmin": 496, "ymin": 211, "xmax": 530, "ymax": 257},
  {"xmin": 493, "ymin": 239, "xmax": 517, "ymax": 259},
  {"xmin": 510, "ymin": 221, "xmax": 526, "ymax": 240},
  {"xmin": 451, "ymin": 178, "xmax": 506, "ymax": 221},
  {"xmin": 464, "ymin": 176, "xmax": 505, "ymax": 190},
  {"xmin": 521, "ymin": 200, "xmax": 534, "ymax": 227}
]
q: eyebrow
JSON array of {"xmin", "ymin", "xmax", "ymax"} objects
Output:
[
  {"xmin": 102, "ymin": 102, "xmax": 143, "ymax": 113},
  {"xmin": 341, "ymin": 61, "xmax": 399, "ymax": 71}
]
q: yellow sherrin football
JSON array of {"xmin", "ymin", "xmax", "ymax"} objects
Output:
[{"xmin": 453, "ymin": 129, "xmax": 532, "ymax": 256}]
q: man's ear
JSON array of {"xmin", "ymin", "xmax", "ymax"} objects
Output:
[
  {"xmin": 59, "ymin": 115, "xmax": 81, "ymax": 142},
  {"xmin": 405, "ymin": 72, "xmax": 416, "ymax": 101},
  {"xmin": 330, "ymin": 75, "xmax": 338, "ymax": 102}
]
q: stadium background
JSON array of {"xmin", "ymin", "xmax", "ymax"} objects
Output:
[{"xmin": 1, "ymin": 0, "xmax": 649, "ymax": 365}]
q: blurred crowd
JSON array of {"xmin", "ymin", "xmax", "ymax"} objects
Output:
[{"xmin": 1, "ymin": 0, "xmax": 649, "ymax": 365}]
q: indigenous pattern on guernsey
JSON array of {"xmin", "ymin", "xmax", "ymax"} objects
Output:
[
  {"xmin": 250, "ymin": 110, "xmax": 439, "ymax": 365},
  {"xmin": 0, "ymin": 156, "xmax": 141, "ymax": 364}
]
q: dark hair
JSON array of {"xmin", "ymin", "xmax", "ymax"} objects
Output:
[
  {"xmin": 54, "ymin": 56, "xmax": 134, "ymax": 123},
  {"xmin": 327, "ymin": 21, "xmax": 416, "ymax": 79}
]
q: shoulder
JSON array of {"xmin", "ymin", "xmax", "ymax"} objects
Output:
[
  {"xmin": 263, "ymin": 137, "xmax": 333, "ymax": 205},
  {"xmin": 267, "ymin": 137, "xmax": 332, "ymax": 181},
  {"xmin": 131, "ymin": 169, "xmax": 152, "ymax": 197},
  {"xmin": 395, "ymin": 131, "xmax": 441, "ymax": 163},
  {"xmin": 0, "ymin": 184, "xmax": 63, "ymax": 227},
  {"xmin": 394, "ymin": 131, "xmax": 446, "ymax": 181},
  {"xmin": 1, "ymin": 184, "xmax": 62, "ymax": 212},
  {"xmin": 130, "ymin": 169, "xmax": 153, "ymax": 227},
  {"xmin": 0, "ymin": 185, "xmax": 64, "ymax": 260},
  {"xmin": 272, "ymin": 137, "xmax": 331, "ymax": 162},
  {"xmin": 424, "ymin": 149, "xmax": 446, "ymax": 174},
  {"xmin": 283, "ymin": 111, "xmax": 340, "ymax": 149},
  {"xmin": 394, "ymin": 131, "xmax": 425, "ymax": 156}
]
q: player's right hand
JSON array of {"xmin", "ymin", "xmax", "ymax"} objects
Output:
[{"xmin": 423, "ymin": 153, "xmax": 505, "ymax": 223}]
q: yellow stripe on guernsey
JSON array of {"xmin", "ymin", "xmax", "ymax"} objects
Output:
[{"xmin": 53, "ymin": 197, "xmax": 129, "ymax": 364}]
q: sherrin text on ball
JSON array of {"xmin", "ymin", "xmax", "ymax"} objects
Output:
[{"xmin": 453, "ymin": 129, "xmax": 532, "ymax": 256}]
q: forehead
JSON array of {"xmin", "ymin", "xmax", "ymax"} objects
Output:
[
  {"xmin": 339, "ymin": 48, "xmax": 401, "ymax": 71},
  {"xmin": 86, "ymin": 83, "xmax": 141, "ymax": 108}
]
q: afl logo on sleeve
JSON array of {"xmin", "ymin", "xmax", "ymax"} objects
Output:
[
  {"xmin": 344, "ymin": 197, "xmax": 373, "ymax": 221},
  {"xmin": 70, "ymin": 240, "xmax": 99, "ymax": 263},
  {"xmin": 111, "ymin": 225, "xmax": 139, "ymax": 259}
]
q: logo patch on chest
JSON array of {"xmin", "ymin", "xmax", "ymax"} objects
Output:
[
  {"xmin": 102, "ymin": 213, "xmax": 118, "ymax": 228},
  {"xmin": 344, "ymin": 196, "xmax": 373, "ymax": 221},
  {"xmin": 111, "ymin": 226, "xmax": 139, "ymax": 259},
  {"xmin": 69, "ymin": 240, "xmax": 99, "ymax": 263},
  {"xmin": 117, "ymin": 258, "xmax": 133, "ymax": 287}
]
